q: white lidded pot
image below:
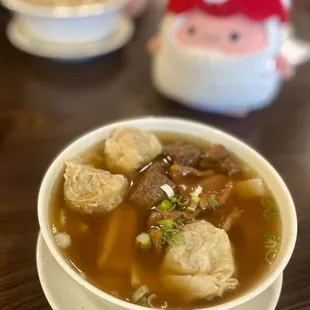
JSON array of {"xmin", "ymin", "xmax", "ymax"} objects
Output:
[
  {"xmin": 38, "ymin": 117, "xmax": 297, "ymax": 310},
  {"xmin": 2, "ymin": 0, "xmax": 126, "ymax": 44}
]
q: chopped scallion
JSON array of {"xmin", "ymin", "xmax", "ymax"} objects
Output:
[
  {"xmin": 263, "ymin": 233, "xmax": 280, "ymax": 264},
  {"xmin": 261, "ymin": 196, "xmax": 276, "ymax": 209},
  {"xmin": 263, "ymin": 209, "xmax": 279, "ymax": 221},
  {"xmin": 171, "ymin": 196, "xmax": 178, "ymax": 203},
  {"xmin": 171, "ymin": 234, "xmax": 184, "ymax": 246},
  {"xmin": 136, "ymin": 233, "xmax": 152, "ymax": 249},
  {"xmin": 191, "ymin": 186, "xmax": 203, "ymax": 198},
  {"xmin": 177, "ymin": 196, "xmax": 190, "ymax": 208},
  {"xmin": 208, "ymin": 196, "xmax": 219, "ymax": 209},
  {"xmin": 131, "ymin": 285, "xmax": 149, "ymax": 303},
  {"xmin": 261, "ymin": 196, "xmax": 279, "ymax": 221},
  {"xmin": 188, "ymin": 186, "xmax": 203, "ymax": 212},
  {"xmin": 156, "ymin": 199, "xmax": 174, "ymax": 211},
  {"xmin": 160, "ymin": 235, "xmax": 168, "ymax": 246},
  {"xmin": 160, "ymin": 184, "xmax": 175, "ymax": 199},
  {"xmin": 136, "ymin": 296, "xmax": 149, "ymax": 307},
  {"xmin": 157, "ymin": 219, "xmax": 177, "ymax": 230},
  {"xmin": 55, "ymin": 232, "xmax": 71, "ymax": 249},
  {"xmin": 263, "ymin": 233, "xmax": 280, "ymax": 241}
]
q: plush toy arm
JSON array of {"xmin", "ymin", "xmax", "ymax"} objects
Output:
[
  {"xmin": 276, "ymin": 54, "xmax": 294, "ymax": 79},
  {"xmin": 280, "ymin": 28, "xmax": 310, "ymax": 67},
  {"xmin": 147, "ymin": 35, "xmax": 161, "ymax": 54}
]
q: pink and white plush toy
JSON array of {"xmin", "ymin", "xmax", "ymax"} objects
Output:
[{"xmin": 149, "ymin": 0, "xmax": 294, "ymax": 117}]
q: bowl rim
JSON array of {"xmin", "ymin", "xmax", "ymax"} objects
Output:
[
  {"xmin": 1, "ymin": 0, "xmax": 125, "ymax": 18},
  {"xmin": 37, "ymin": 116, "xmax": 298, "ymax": 310}
]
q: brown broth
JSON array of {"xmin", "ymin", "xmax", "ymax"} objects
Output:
[{"xmin": 49, "ymin": 132, "xmax": 281, "ymax": 309}]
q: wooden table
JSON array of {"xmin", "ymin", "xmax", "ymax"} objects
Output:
[{"xmin": 0, "ymin": 3, "xmax": 309, "ymax": 310}]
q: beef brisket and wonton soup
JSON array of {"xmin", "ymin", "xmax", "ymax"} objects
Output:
[{"xmin": 50, "ymin": 127, "xmax": 281, "ymax": 309}]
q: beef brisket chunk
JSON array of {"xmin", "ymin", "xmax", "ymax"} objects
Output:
[
  {"xmin": 129, "ymin": 166, "xmax": 176, "ymax": 209},
  {"xmin": 200, "ymin": 145, "xmax": 240, "ymax": 176},
  {"xmin": 163, "ymin": 142, "xmax": 201, "ymax": 167}
]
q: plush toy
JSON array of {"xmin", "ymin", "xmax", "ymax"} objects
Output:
[
  {"xmin": 149, "ymin": 0, "xmax": 296, "ymax": 117},
  {"xmin": 126, "ymin": 0, "xmax": 148, "ymax": 17}
]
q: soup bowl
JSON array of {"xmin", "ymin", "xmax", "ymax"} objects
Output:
[
  {"xmin": 38, "ymin": 117, "xmax": 297, "ymax": 310},
  {"xmin": 2, "ymin": 0, "xmax": 125, "ymax": 44}
]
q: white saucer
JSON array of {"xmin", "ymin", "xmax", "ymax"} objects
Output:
[
  {"xmin": 36, "ymin": 233, "xmax": 283, "ymax": 310},
  {"xmin": 6, "ymin": 15, "xmax": 134, "ymax": 61}
]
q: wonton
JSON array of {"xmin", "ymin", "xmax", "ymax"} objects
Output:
[
  {"xmin": 162, "ymin": 220, "xmax": 238, "ymax": 302},
  {"xmin": 104, "ymin": 127, "xmax": 162, "ymax": 174},
  {"xmin": 64, "ymin": 162, "xmax": 128, "ymax": 214}
]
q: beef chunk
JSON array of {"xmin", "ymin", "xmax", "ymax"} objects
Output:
[
  {"xmin": 129, "ymin": 166, "xmax": 176, "ymax": 209},
  {"xmin": 163, "ymin": 142, "xmax": 201, "ymax": 167},
  {"xmin": 169, "ymin": 164, "xmax": 215, "ymax": 183},
  {"xmin": 138, "ymin": 155, "xmax": 171, "ymax": 176},
  {"xmin": 147, "ymin": 210, "xmax": 198, "ymax": 227},
  {"xmin": 200, "ymin": 145, "xmax": 240, "ymax": 176},
  {"xmin": 200, "ymin": 180, "xmax": 233, "ymax": 209},
  {"xmin": 197, "ymin": 175, "xmax": 233, "ymax": 209},
  {"xmin": 151, "ymin": 155, "xmax": 172, "ymax": 174},
  {"xmin": 218, "ymin": 157, "xmax": 240, "ymax": 177},
  {"xmin": 203, "ymin": 145, "xmax": 229, "ymax": 161}
]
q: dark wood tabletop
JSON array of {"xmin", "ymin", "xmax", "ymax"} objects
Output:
[{"xmin": 0, "ymin": 2, "xmax": 309, "ymax": 310}]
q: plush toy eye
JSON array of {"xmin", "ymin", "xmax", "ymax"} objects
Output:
[
  {"xmin": 187, "ymin": 25, "xmax": 196, "ymax": 36},
  {"xmin": 229, "ymin": 31, "xmax": 240, "ymax": 42}
]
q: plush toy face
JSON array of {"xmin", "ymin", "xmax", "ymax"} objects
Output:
[{"xmin": 176, "ymin": 11, "xmax": 267, "ymax": 55}]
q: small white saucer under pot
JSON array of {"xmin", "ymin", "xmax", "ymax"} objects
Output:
[
  {"xmin": 36, "ymin": 233, "xmax": 283, "ymax": 310},
  {"xmin": 6, "ymin": 15, "xmax": 134, "ymax": 61}
]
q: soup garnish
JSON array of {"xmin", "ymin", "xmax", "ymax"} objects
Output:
[
  {"xmin": 261, "ymin": 195, "xmax": 280, "ymax": 221},
  {"xmin": 50, "ymin": 127, "xmax": 281, "ymax": 309}
]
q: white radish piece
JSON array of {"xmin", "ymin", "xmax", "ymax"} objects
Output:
[
  {"xmin": 234, "ymin": 178, "xmax": 265, "ymax": 197},
  {"xmin": 54, "ymin": 232, "xmax": 72, "ymax": 249}
]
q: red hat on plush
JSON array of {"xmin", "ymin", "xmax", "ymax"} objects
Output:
[{"xmin": 167, "ymin": 0, "xmax": 289, "ymax": 23}]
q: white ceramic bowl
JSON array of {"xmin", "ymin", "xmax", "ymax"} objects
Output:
[
  {"xmin": 2, "ymin": 0, "xmax": 125, "ymax": 44},
  {"xmin": 38, "ymin": 117, "xmax": 297, "ymax": 310}
]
